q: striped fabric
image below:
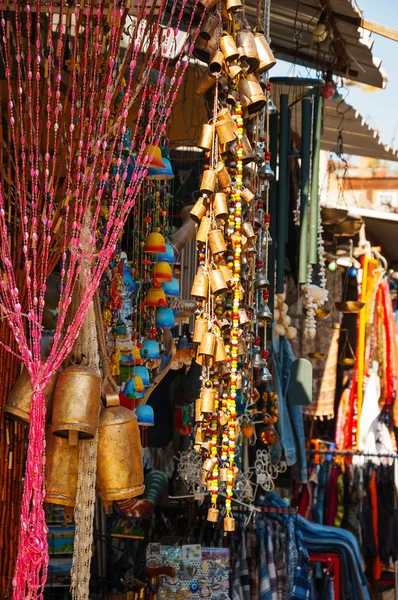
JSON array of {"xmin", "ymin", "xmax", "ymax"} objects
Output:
[
  {"xmin": 259, "ymin": 522, "xmax": 272, "ymax": 600},
  {"xmin": 266, "ymin": 521, "xmax": 278, "ymax": 600},
  {"xmin": 240, "ymin": 526, "xmax": 251, "ymax": 600}
]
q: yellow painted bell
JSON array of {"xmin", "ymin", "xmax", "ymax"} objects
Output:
[
  {"xmin": 153, "ymin": 261, "xmax": 173, "ymax": 283},
  {"xmin": 142, "ymin": 144, "xmax": 166, "ymax": 168},
  {"xmin": 44, "ymin": 425, "xmax": 79, "ymax": 507},
  {"xmin": 144, "ymin": 286, "xmax": 168, "ymax": 307},
  {"xmin": 144, "ymin": 231, "xmax": 167, "ymax": 253},
  {"xmin": 51, "ymin": 365, "xmax": 101, "ymax": 442},
  {"xmin": 97, "ymin": 393, "xmax": 145, "ymax": 506},
  {"xmin": 4, "ymin": 364, "xmax": 58, "ymax": 424},
  {"xmin": 133, "ymin": 375, "xmax": 144, "ymax": 393}
]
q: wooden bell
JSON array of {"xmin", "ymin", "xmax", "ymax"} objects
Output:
[
  {"xmin": 97, "ymin": 393, "xmax": 145, "ymax": 507},
  {"xmin": 200, "ymin": 169, "xmax": 217, "ymax": 195},
  {"xmin": 5, "ymin": 364, "xmax": 58, "ymax": 424},
  {"xmin": 196, "ymin": 215, "xmax": 211, "ymax": 243},
  {"xmin": 208, "ymin": 229, "xmax": 227, "ymax": 254},
  {"xmin": 199, "ymin": 331, "xmax": 216, "ymax": 357},
  {"xmin": 193, "ymin": 318, "xmax": 209, "ymax": 343},
  {"xmin": 197, "ymin": 124, "xmax": 214, "ymax": 151},
  {"xmin": 191, "ymin": 267, "xmax": 209, "ymax": 299},
  {"xmin": 190, "ymin": 196, "xmax": 208, "ymax": 223},
  {"xmin": 209, "ymin": 268, "xmax": 228, "ymax": 295},
  {"xmin": 200, "ymin": 387, "xmax": 217, "ymax": 413},
  {"xmin": 44, "ymin": 425, "xmax": 79, "ymax": 507},
  {"xmin": 213, "ymin": 192, "xmax": 228, "ymax": 220},
  {"xmin": 219, "ymin": 33, "xmax": 239, "ymax": 62},
  {"xmin": 51, "ymin": 365, "xmax": 101, "ymax": 443},
  {"xmin": 216, "ymin": 162, "xmax": 232, "ymax": 189}
]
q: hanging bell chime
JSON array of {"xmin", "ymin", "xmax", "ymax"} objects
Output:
[
  {"xmin": 266, "ymin": 96, "xmax": 277, "ymax": 115},
  {"xmin": 257, "ymin": 304, "xmax": 273, "ymax": 322},
  {"xmin": 261, "ymin": 365, "xmax": 273, "ymax": 382},
  {"xmin": 195, "ymin": 71, "xmax": 217, "ymax": 95},
  {"xmin": 191, "ymin": 267, "xmax": 209, "ymax": 299},
  {"xmin": 200, "ymin": 169, "xmax": 217, "ymax": 195},
  {"xmin": 213, "ymin": 192, "xmax": 229, "ymax": 220},
  {"xmin": 218, "ymin": 262, "xmax": 234, "ymax": 287},
  {"xmin": 252, "ymin": 352, "xmax": 265, "ymax": 369},
  {"xmin": 258, "ymin": 162, "xmax": 275, "ymax": 181},
  {"xmin": 255, "ymin": 272, "xmax": 269, "ymax": 289},
  {"xmin": 208, "ymin": 229, "xmax": 227, "ymax": 255},
  {"xmin": 207, "ymin": 507, "xmax": 220, "ymax": 522},
  {"xmin": 224, "ymin": 516, "xmax": 235, "ymax": 532},
  {"xmin": 196, "ymin": 215, "xmax": 212, "ymax": 243},
  {"xmin": 200, "ymin": 387, "xmax": 217, "ymax": 413},
  {"xmin": 217, "ymin": 162, "xmax": 232, "ymax": 189},
  {"xmin": 199, "ymin": 12, "xmax": 220, "ymax": 40},
  {"xmin": 97, "ymin": 392, "xmax": 145, "ymax": 508},
  {"xmin": 241, "ymin": 187, "xmax": 255, "ymax": 203},
  {"xmin": 219, "ymin": 32, "xmax": 239, "ymax": 62},
  {"xmin": 226, "ymin": 0, "xmax": 242, "ymax": 12},
  {"xmin": 199, "ymin": 331, "xmax": 217, "ymax": 357},
  {"xmin": 235, "ymin": 29, "xmax": 259, "ymax": 74},
  {"xmin": 193, "ymin": 318, "xmax": 209, "ymax": 343},
  {"xmin": 51, "ymin": 365, "xmax": 101, "ymax": 443},
  {"xmin": 241, "ymin": 222, "xmax": 256, "ymax": 240},
  {"xmin": 215, "ymin": 119, "xmax": 236, "ymax": 145},
  {"xmin": 214, "ymin": 337, "xmax": 228, "ymax": 362},
  {"xmin": 209, "ymin": 268, "xmax": 228, "ymax": 295},
  {"xmin": 254, "ymin": 33, "xmax": 276, "ymax": 73},
  {"xmin": 44, "ymin": 425, "xmax": 79, "ymax": 507},
  {"xmin": 197, "ymin": 124, "xmax": 214, "ymax": 151},
  {"xmin": 190, "ymin": 196, "xmax": 208, "ymax": 223},
  {"xmin": 209, "ymin": 50, "xmax": 224, "ymax": 75},
  {"xmin": 238, "ymin": 74, "xmax": 267, "ymax": 115},
  {"xmin": 4, "ymin": 364, "xmax": 58, "ymax": 424},
  {"xmin": 224, "ymin": 61, "xmax": 242, "ymax": 81}
]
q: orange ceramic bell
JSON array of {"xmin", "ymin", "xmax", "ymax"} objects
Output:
[
  {"xmin": 142, "ymin": 144, "xmax": 166, "ymax": 168},
  {"xmin": 144, "ymin": 286, "xmax": 168, "ymax": 307},
  {"xmin": 153, "ymin": 261, "xmax": 173, "ymax": 282},
  {"xmin": 144, "ymin": 231, "xmax": 167, "ymax": 253}
]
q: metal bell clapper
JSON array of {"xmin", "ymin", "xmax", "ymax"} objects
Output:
[
  {"xmin": 255, "ymin": 272, "xmax": 269, "ymax": 288},
  {"xmin": 252, "ymin": 352, "xmax": 265, "ymax": 369},
  {"xmin": 258, "ymin": 162, "xmax": 275, "ymax": 181}
]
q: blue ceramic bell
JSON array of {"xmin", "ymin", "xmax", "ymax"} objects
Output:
[
  {"xmin": 132, "ymin": 365, "xmax": 151, "ymax": 388},
  {"xmin": 146, "ymin": 157, "xmax": 174, "ymax": 181},
  {"xmin": 135, "ymin": 404, "xmax": 155, "ymax": 427},
  {"xmin": 124, "ymin": 378, "xmax": 136, "ymax": 397},
  {"xmin": 162, "ymin": 277, "xmax": 180, "ymax": 297},
  {"xmin": 155, "ymin": 242, "xmax": 175, "ymax": 264},
  {"xmin": 140, "ymin": 339, "xmax": 160, "ymax": 359},
  {"xmin": 155, "ymin": 307, "xmax": 175, "ymax": 328}
]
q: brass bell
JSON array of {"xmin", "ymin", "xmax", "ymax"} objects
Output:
[
  {"xmin": 219, "ymin": 411, "xmax": 229, "ymax": 426},
  {"xmin": 213, "ymin": 192, "xmax": 228, "ymax": 220},
  {"xmin": 196, "ymin": 215, "xmax": 212, "ymax": 243},
  {"xmin": 193, "ymin": 36, "xmax": 216, "ymax": 64},
  {"xmin": 44, "ymin": 425, "xmax": 79, "ymax": 507},
  {"xmin": 203, "ymin": 457, "xmax": 217, "ymax": 472},
  {"xmin": 254, "ymin": 32, "xmax": 276, "ymax": 73},
  {"xmin": 207, "ymin": 507, "xmax": 220, "ymax": 522},
  {"xmin": 5, "ymin": 365, "xmax": 58, "ymax": 424},
  {"xmin": 215, "ymin": 119, "xmax": 236, "ymax": 145},
  {"xmin": 255, "ymin": 272, "xmax": 269, "ymax": 288},
  {"xmin": 257, "ymin": 304, "xmax": 273, "ymax": 322},
  {"xmin": 252, "ymin": 352, "xmax": 265, "ymax": 369},
  {"xmin": 198, "ymin": 0, "xmax": 219, "ymax": 10},
  {"xmin": 237, "ymin": 337, "xmax": 247, "ymax": 356},
  {"xmin": 218, "ymin": 362, "xmax": 231, "ymax": 377},
  {"xmin": 196, "ymin": 351, "xmax": 214, "ymax": 368},
  {"xmin": 224, "ymin": 61, "xmax": 242, "ymax": 80},
  {"xmin": 258, "ymin": 162, "xmax": 275, "ymax": 181},
  {"xmin": 217, "ymin": 162, "xmax": 232, "ymax": 189},
  {"xmin": 199, "ymin": 331, "xmax": 216, "ymax": 356},
  {"xmin": 226, "ymin": 91, "xmax": 238, "ymax": 106},
  {"xmin": 199, "ymin": 12, "xmax": 220, "ymax": 40},
  {"xmin": 190, "ymin": 196, "xmax": 208, "ymax": 223},
  {"xmin": 195, "ymin": 398, "xmax": 203, "ymax": 422},
  {"xmin": 242, "ymin": 135, "xmax": 255, "ymax": 164},
  {"xmin": 224, "ymin": 516, "xmax": 235, "ymax": 532},
  {"xmin": 51, "ymin": 365, "xmax": 101, "ymax": 443},
  {"xmin": 209, "ymin": 50, "xmax": 224, "ymax": 75},
  {"xmin": 195, "ymin": 424, "xmax": 205, "ymax": 444},
  {"xmin": 218, "ymin": 263, "xmax": 234, "ymax": 287},
  {"xmin": 219, "ymin": 466, "xmax": 229, "ymax": 481},
  {"xmin": 241, "ymin": 187, "xmax": 255, "ymax": 203},
  {"xmin": 197, "ymin": 124, "xmax": 214, "ymax": 151},
  {"xmin": 200, "ymin": 387, "xmax": 217, "ymax": 413},
  {"xmin": 191, "ymin": 268, "xmax": 209, "ymax": 299},
  {"xmin": 218, "ymin": 316, "xmax": 231, "ymax": 330},
  {"xmin": 208, "ymin": 229, "xmax": 227, "ymax": 255},
  {"xmin": 193, "ymin": 318, "xmax": 209, "ymax": 343},
  {"xmin": 209, "ymin": 268, "xmax": 228, "ymax": 295},
  {"xmin": 238, "ymin": 308, "xmax": 250, "ymax": 325},
  {"xmin": 219, "ymin": 32, "xmax": 239, "ymax": 62},
  {"xmin": 226, "ymin": 0, "xmax": 242, "ymax": 11},
  {"xmin": 201, "ymin": 470, "xmax": 209, "ymax": 485},
  {"xmin": 238, "ymin": 74, "xmax": 267, "ymax": 115},
  {"xmin": 241, "ymin": 222, "xmax": 256, "ymax": 240},
  {"xmin": 235, "ymin": 29, "xmax": 259, "ymax": 74},
  {"xmin": 200, "ymin": 169, "xmax": 217, "ymax": 195},
  {"xmin": 97, "ymin": 394, "xmax": 145, "ymax": 506},
  {"xmin": 214, "ymin": 337, "xmax": 228, "ymax": 362},
  {"xmin": 195, "ymin": 71, "xmax": 216, "ymax": 96},
  {"xmin": 217, "ymin": 107, "xmax": 237, "ymax": 131}
]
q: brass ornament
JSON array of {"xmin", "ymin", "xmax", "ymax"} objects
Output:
[
  {"xmin": 5, "ymin": 365, "xmax": 58, "ymax": 424},
  {"xmin": 209, "ymin": 50, "xmax": 224, "ymax": 74},
  {"xmin": 44, "ymin": 425, "xmax": 79, "ymax": 507},
  {"xmin": 190, "ymin": 197, "xmax": 208, "ymax": 223},
  {"xmin": 207, "ymin": 507, "xmax": 220, "ymax": 522},
  {"xmin": 216, "ymin": 162, "xmax": 233, "ymax": 188},
  {"xmin": 238, "ymin": 74, "xmax": 267, "ymax": 115},
  {"xmin": 214, "ymin": 336, "xmax": 228, "ymax": 362},
  {"xmin": 197, "ymin": 124, "xmax": 214, "ymax": 151},
  {"xmin": 196, "ymin": 215, "xmax": 212, "ymax": 243},
  {"xmin": 191, "ymin": 268, "xmax": 209, "ymax": 299},
  {"xmin": 254, "ymin": 32, "xmax": 276, "ymax": 73},
  {"xmin": 241, "ymin": 187, "xmax": 255, "ymax": 203},
  {"xmin": 199, "ymin": 331, "xmax": 217, "ymax": 357},
  {"xmin": 208, "ymin": 228, "xmax": 227, "ymax": 254},
  {"xmin": 200, "ymin": 387, "xmax": 217, "ymax": 413},
  {"xmin": 224, "ymin": 516, "xmax": 236, "ymax": 532},
  {"xmin": 199, "ymin": 12, "xmax": 220, "ymax": 40},
  {"xmin": 195, "ymin": 70, "xmax": 217, "ymax": 95},
  {"xmin": 219, "ymin": 32, "xmax": 239, "ymax": 62},
  {"xmin": 200, "ymin": 169, "xmax": 217, "ymax": 195},
  {"xmin": 215, "ymin": 119, "xmax": 236, "ymax": 145},
  {"xmin": 193, "ymin": 318, "xmax": 210, "ymax": 343},
  {"xmin": 235, "ymin": 29, "xmax": 259, "ymax": 73},
  {"xmin": 209, "ymin": 268, "xmax": 228, "ymax": 295},
  {"xmin": 213, "ymin": 192, "xmax": 229, "ymax": 220}
]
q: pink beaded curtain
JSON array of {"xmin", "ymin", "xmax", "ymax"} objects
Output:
[{"xmin": 0, "ymin": 0, "xmax": 202, "ymax": 598}]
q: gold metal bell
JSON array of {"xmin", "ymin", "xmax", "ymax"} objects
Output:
[
  {"xmin": 198, "ymin": 0, "xmax": 219, "ymax": 11},
  {"xmin": 213, "ymin": 192, "xmax": 228, "ymax": 220},
  {"xmin": 224, "ymin": 61, "xmax": 242, "ymax": 80},
  {"xmin": 218, "ymin": 411, "xmax": 229, "ymax": 426},
  {"xmin": 226, "ymin": 0, "xmax": 242, "ymax": 11},
  {"xmin": 199, "ymin": 12, "xmax": 220, "ymax": 40},
  {"xmin": 195, "ymin": 424, "xmax": 205, "ymax": 445},
  {"xmin": 199, "ymin": 331, "xmax": 216, "ymax": 357},
  {"xmin": 44, "ymin": 425, "xmax": 79, "ymax": 507},
  {"xmin": 214, "ymin": 337, "xmax": 228, "ymax": 362},
  {"xmin": 51, "ymin": 365, "xmax": 101, "ymax": 442},
  {"xmin": 254, "ymin": 32, "xmax": 276, "ymax": 73},
  {"xmin": 219, "ymin": 467, "xmax": 229, "ymax": 481},
  {"xmin": 215, "ymin": 119, "xmax": 236, "ymax": 145},
  {"xmin": 209, "ymin": 50, "xmax": 224, "ymax": 74},
  {"xmin": 203, "ymin": 457, "xmax": 217, "ymax": 472},
  {"xmin": 195, "ymin": 398, "xmax": 203, "ymax": 422},
  {"xmin": 200, "ymin": 387, "xmax": 217, "ymax": 413},
  {"xmin": 201, "ymin": 470, "xmax": 209, "ymax": 485},
  {"xmin": 193, "ymin": 318, "xmax": 209, "ymax": 343},
  {"xmin": 217, "ymin": 162, "xmax": 232, "ymax": 188},
  {"xmin": 219, "ymin": 33, "xmax": 239, "ymax": 62},
  {"xmin": 196, "ymin": 215, "xmax": 212, "ymax": 243},
  {"xmin": 218, "ymin": 362, "xmax": 231, "ymax": 377},
  {"xmin": 235, "ymin": 29, "xmax": 259, "ymax": 73},
  {"xmin": 200, "ymin": 169, "xmax": 217, "ymax": 195},
  {"xmin": 209, "ymin": 268, "xmax": 228, "ymax": 295},
  {"xmin": 238, "ymin": 74, "xmax": 267, "ymax": 115},
  {"xmin": 97, "ymin": 394, "xmax": 145, "ymax": 505},
  {"xmin": 241, "ymin": 135, "xmax": 255, "ymax": 164},
  {"xmin": 190, "ymin": 196, "xmax": 208, "ymax": 223},
  {"xmin": 191, "ymin": 268, "xmax": 209, "ymax": 299},
  {"xmin": 218, "ymin": 264, "xmax": 234, "ymax": 288},
  {"xmin": 241, "ymin": 187, "xmax": 255, "ymax": 203},
  {"xmin": 224, "ymin": 516, "xmax": 235, "ymax": 532},
  {"xmin": 208, "ymin": 229, "xmax": 227, "ymax": 255},
  {"xmin": 195, "ymin": 71, "xmax": 216, "ymax": 95},
  {"xmin": 197, "ymin": 124, "xmax": 214, "ymax": 151},
  {"xmin": 238, "ymin": 308, "xmax": 250, "ymax": 325},
  {"xmin": 242, "ymin": 222, "xmax": 256, "ymax": 240},
  {"xmin": 5, "ymin": 365, "xmax": 58, "ymax": 424},
  {"xmin": 207, "ymin": 507, "xmax": 220, "ymax": 522}
]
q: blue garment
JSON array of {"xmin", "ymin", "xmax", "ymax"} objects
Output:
[
  {"xmin": 286, "ymin": 519, "xmax": 299, "ymax": 597},
  {"xmin": 258, "ymin": 521, "xmax": 272, "ymax": 600},
  {"xmin": 271, "ymin": 334, "xmax": 308, "ymax": 483}
]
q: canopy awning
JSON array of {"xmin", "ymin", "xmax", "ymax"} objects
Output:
[{"xmin": 244, "ymin": 0, "xmax": 386, "ymax": 89}]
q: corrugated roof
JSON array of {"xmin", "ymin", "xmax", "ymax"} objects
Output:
[
  {"xmin": 271, "ymin": 82, "xmax": 398, "ymax": 161},
  {"xmin": 244, "ymin": 0, "xmax": 386, "ymax": 89}
]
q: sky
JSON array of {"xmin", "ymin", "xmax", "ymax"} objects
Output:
[{"xmin": 272, "ymin": 0, "xmax": 398, "ymax": 151}]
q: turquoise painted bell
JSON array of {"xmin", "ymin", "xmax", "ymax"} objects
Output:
[
  {"xmin": 124, "ymin": 378, "xmax": 136, "ymax": 397},
  {"xmin": 120, "ymin": 352, "xmax": 135, "ymax": 365},
  {"xmin": 155, "ymin": 307, "xmax": 175, "ymax": 328},
  {"xmin": 132, "ymin": 366, "xmax": 151, "ymax": 388},
  {"xmin": 140, "ymin": 339, "xmax": 160, "ymax": 359},
  {"xmin": 162, "ymin": 277, "xmax": 180, "ymax": 297},
  {"xmin": 136, "ymin": 404, "xmax": 155, "ymax": 427},
  {"xmin": 146, "ymin": 157, "xmax": 174, "ymax": 181},
  {"xmin": 123, "ymin": 262, "xmax": 136, "ymax": 293},
  {"xmin": 156, "ymin": 242, "xmax": 175, "ymax": 264}
]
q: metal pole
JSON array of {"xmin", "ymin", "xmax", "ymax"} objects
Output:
[
  {"xmin": 298, "ymin": 98, "xmax": 312, "ymax": 284},
  {"xmin": 276, "ymin": 94, "xmax": 289, "ymax": 293},
  {"xmin": 268, "ymin": 112, "xmax": 278, "ymax": 312},
  {"xmin": 309, "ymin": 90, "xmax": 322, "ymax": 265}
]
